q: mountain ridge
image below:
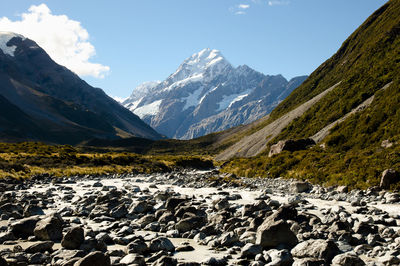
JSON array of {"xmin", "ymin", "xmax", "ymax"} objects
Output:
[
  {"xmin": 123, "ymin": 48, "xmax": 307, "ymax": 139},
  {"xmin": 0, "ymin": 32, "xmax": 162, "ymax": 144}
]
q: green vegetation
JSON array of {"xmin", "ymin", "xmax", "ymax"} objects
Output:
[
  {"xmin": 0, "ymin": 142, "xmax": 213, "ymax": 179},
  {"xmin": 216, "ymin": 1, "xmax": 400, "ymax": 189}
]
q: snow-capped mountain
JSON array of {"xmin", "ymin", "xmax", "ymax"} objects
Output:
[{"xmin": 123, "ymin": 48, "xmax": 307, "ymax": 139}]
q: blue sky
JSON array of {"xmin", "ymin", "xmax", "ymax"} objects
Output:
[{"xmin": 0, "ymin": 0, "xmax": 388, "ymax": 99}]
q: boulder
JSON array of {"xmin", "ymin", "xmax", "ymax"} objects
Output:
[
  {"xmin": 23, "ymin": 205, "xmax": 44, "ymax": 217},
  {"xmin": 331, "ymin": 253, "xmax": 365, "ymax": 266},
  {"xmin": 240, "ymin": 243, "xmax": 262, "ymax": 259},
  {"xmin": 165, "ymin": 197, "xmax": 187, "ymax": 211},
  {"xmin": 129, "ymin": 201, "xmax": 153, "ymax": 214},
  {"xmin": 175, "ymin": 216, "xmax": 206, "ymax": 233},
  {"xmin": 73, "ymin": 251, "xmax": 110, "ymax": 266},
  {"xmin": 62, "ymin": 227, "xmax": 85, "ymax": 249},
  {"xmin": 292, "ymin": 258, "xmax": 325, "ymax": 266},
  {"xmin": 126, "ymin": 239, "xmax": 148, "ymax": 255},
  {"xmin": 11, "ymin": 216, "xmax": 40, "ymax": 238},
  {"xmin": 34, "ymin": 213, "xmax": 64, "ymax": 241},
  {"xmin": 256, "ymin": 220, "xmax": 298, "ymax": 249},
  {"xmin": 110, "ymin": 204, "xmax": 128, "ymax": 219},
  {"xmin": 120, "ymin": 254, "xmax": 145, "ymax": 265},
  {"xmin": 291, "ymin": 181, "xmax": 312, "ymax": 193},
  {"xmin": 380, "ymin": 169, "xmax": 400, "ymax": 189},
  {"xmin": 269, "ymin": 139, "xmax": 315, "ymax": 157},
  {"xmin": 25, "ymin": 241, "xmax": 54, "ymax": 253},
  {"xmin": 149, "ymin": 237, "xmax": 175, "ymax": 253},
  {"xmin": 291, "ymin": 239, "xmax": 340, "ymax": 263}
]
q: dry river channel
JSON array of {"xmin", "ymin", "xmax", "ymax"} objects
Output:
[{"xmin": 0, "ymin": 169, "xmax": 399, "ymax": 265}]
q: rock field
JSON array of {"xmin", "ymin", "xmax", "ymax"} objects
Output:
[{"xmin": 0, "ymin": 170, "xmax": 400, "ymax": 265}]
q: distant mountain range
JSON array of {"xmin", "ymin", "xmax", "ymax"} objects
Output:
[
  {"xmin": 0, "ymin": 32, "xmax": 162, "ymax": 144},
  {"xmin": 123, "ymin": 48, "xmax": 307, "ymax": 139}
]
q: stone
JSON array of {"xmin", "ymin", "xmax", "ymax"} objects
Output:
[
  {"xmin": 62, "ymin": 226, "xmax": 85, "ymax": 249},
  {"xmin": 110, "ymin": 204, "xmax": 128, "ymax": 219},
  {"xmin": 29, "ymin": 253, "xmax": 49, "ymax": 264},
  {"xmin": 331, "ymin": 253, "xmax": 365, "ymax": 266},
  {"xmin": 269, "ymin": 139, "xmax": 315, "ymax": 157},
  {"xmin": 23, "ymin": 205, "xmax": 44, "ymax": 217},
  {"xmin": 266, "ymin": 249, "xmax": 293, "ymax": 266},
  {"xmin": 126, "ymin": 239, "xmax": 148, "ymax": 255},
  {"xmin": 256, "ymin": 209, "xmax": 298, "ymax": 249},
  {"xmin": 149, "ymin": 237, "xmax": 175, "ymax": 253},
  {"xmin": 25, "ymin": 241, "xmax": 54, "ymax": 253},
  {"xmin": 11, "ymin": 216, "xmax": 40, "ymax": 238},
  {"xmin": 34, "ymin": 213, "xmax": 64, "ymax": 241},
  {"xmin": 380, "ymin": 169, "xmax": 400, "ymax": 189},
  {"xmin": 73, "ymin": 251, "xmax": 110, "ymax": 266},
  {"xmin": 292, "ymin": 258, "xmax": 325, "ymax": 266},
  {"xmin": 175, "ymin": 216, "xmax": 206, "ymax": 233},
  {"xmin": 0, "ymin": 231, "xmax": 16, "ymax": 244},
  {"xmin": 129, "ymin": 201, "xmax": 153, "ymax": 214},
  {"xmin": 153, "ymin": 255, "xmax": 178, "ymax": 266},
  {"xmin": 165, "ymin": 197, "xmax": 187, "ymax": 211},
  {"xmin": 241, "ymin": 243, "xmax": 262, "ymax": 259},
  {"xmin": 291, "ymin": 181, "xmax": 312, "ymax": 193},
  {"xmin": 291, "ymin": 239, "xmax": 340, "ymax": 263},
  {"xmin": 120, "ymin": 254, "xmax": 145, "ymax": 265}
]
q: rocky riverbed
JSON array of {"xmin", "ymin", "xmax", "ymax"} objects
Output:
[{"xmin": 0, "ymin": 170, "xmax": 399, "ymax": 265}]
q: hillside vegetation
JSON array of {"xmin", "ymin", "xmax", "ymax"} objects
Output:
[{"xmin": 219, "ymin": 0, "xmax": 400, "ymax": 189}]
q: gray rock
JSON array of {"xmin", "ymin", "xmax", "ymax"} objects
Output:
[
  {"xmin": 291, "ymin": 239, "xmax": 340, "ymax": 263},
  {"xmin": 269, "ymin": 139, "xmax": 315, "ymax": 157},
  {"xmin": 291, "ymin": 181, "xmax": 312, "ymax": 193},
  {"xmin": 380, "ymin": 169, "xmax": 399, "ymax": 189},
  {"xmin": 120, "ymin": 254, "xmax": 145, "ymax": 265},
  {"xmin": 152, "ymin": 255, "xmax": 177, "ymax": 266},
  {"xmin": 129, "ymin": 201, "xmax": 153, "ymax": 214},
  {"xmin": 34, "ymin": 213, "xmax": 64, "ymax": 241},
  {"xmin": 266, "ymin": 249, "xmax": 293, "ymax": 266},
  {"xmin": 73, "ymin": 251, "xmax": 110, "ymax": 266},
  {"xmin": 23, "ymin": 205, "xmax": 45, "ymax": 217},
  {"xmin": 11, "ymin": 216, "xmax": 40, "ymax": 238},
  {"xmin": 126, "ymin": 239, "xmax": 148, "ymax": 255},
  {"xmin": 256, "ymin": 218, "xmax": 298, "ymax": 249},
  {"xmin": 29, "ymin": 252, "xmax": 49, "ymax": 264},
  {"xmin": 241, "ymin": 243, "xmax": 262, "ymax": 259},
  {"xmin": 25, "ymin": 241, "xmax": 54, "ymax": 253},
  {"xmin": 110, "ymin": 204, "xmax": 128, "ymax": 219},
  {"xmin": 149, "ymin": 237, "xmax": 175, "ymax": 253},
  {"xmin": 292, "ymin": 258, "xmax": 325, "ymax": 266},
  {"xmin": 331, "ymin": 253, "xmax": 365, "ymax": 266},
  {"xmin": 62, "ymin": 226, "xmax": 85, "ymax": 249}
]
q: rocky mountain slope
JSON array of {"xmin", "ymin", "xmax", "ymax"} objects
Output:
[
  {"xmin": 0, "ymin": 32, "xmax": 162, "ymax": 144},
  {"xmin": 123, "ymin": 48, "xmax": 306, "ymax": 139},
  {"xmin": 213, "ymin": 0, "xmax": 400, "ymax": 189}
]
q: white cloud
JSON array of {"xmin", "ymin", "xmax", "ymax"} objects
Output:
[
  {"xmin": 0, "ymin": 4, "xmax": 109, "ymax": 78},
  {"xmin": 238, "ymin": 4, "xmax": 250, "ymax": 9},
  {"xmin": 268, "ymin": 1, "xmax": 290, "ymax": 6},
  {"xmin": 230, "ymin": 4, "xmax": 251, "ymax": 15}
]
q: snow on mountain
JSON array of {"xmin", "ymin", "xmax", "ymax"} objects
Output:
[
  {"xmin": 0, "ymin": 32, "xmax": 25, "ymax": 56},
  {"xmin": 124, "ymin": 48, "xmax": 307, "ymax": 139}
]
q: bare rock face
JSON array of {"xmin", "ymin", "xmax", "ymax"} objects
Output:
[
  {"xmin": 380, "ymin": 169, "xmax": 399, "ymax": 189},
  {"xmin": 269, "ymin": 139, "xmax": 316, "ymax": 157},
  {"xmin": 34, "ymin": 213, "xmax": 64, "ymax": 241}
]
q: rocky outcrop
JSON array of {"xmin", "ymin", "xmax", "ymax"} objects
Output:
[{"xmin": 269, "ymin": 138, "xmax": 316, "ymax": 157}]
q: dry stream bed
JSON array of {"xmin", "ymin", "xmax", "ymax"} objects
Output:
[{"xmin": 0, "ymin": 170, "xmax": 399, "ymax": 265}]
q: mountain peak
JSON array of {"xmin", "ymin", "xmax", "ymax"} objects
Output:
[
  {"xmin": 0, "ymin": 31, "xmax": 25, "ymax": 57},
  {"xmin": 167, "ymin": 48, "xmax": 231, "ymax": 85}
]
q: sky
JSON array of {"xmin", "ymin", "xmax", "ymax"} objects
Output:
[{"xmin": 0, "ymin": 0, "xmax": 388, "ymax": 100}]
